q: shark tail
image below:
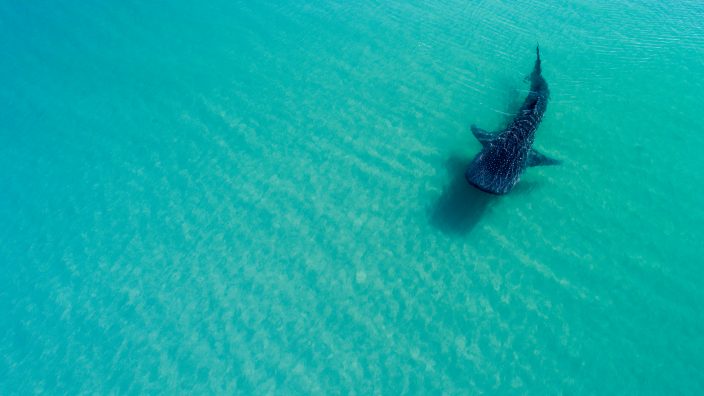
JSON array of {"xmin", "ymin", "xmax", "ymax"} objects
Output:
[{"xmin": 533, "ymin": 44, "xmax": 542, "ymax": 75}]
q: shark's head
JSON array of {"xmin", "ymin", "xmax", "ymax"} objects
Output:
[{"xmin": 465, "ymin": 150, "xmax": 522, "ymax": 195}]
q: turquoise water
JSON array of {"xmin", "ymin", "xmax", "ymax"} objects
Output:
[{"xmin": 2, "ymin": 0, "xmax": 704, "ymax": 393}]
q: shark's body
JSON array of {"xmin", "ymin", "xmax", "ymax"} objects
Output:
[{"xmin": 465, "ymin": 46, "xmax": 559, "ymax": 195}]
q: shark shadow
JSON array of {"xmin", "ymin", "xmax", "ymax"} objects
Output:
[{"xmin": 429, "ymin": 155, "xmax": 496, "ymax": 235}]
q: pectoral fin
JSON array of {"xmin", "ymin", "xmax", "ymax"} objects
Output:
[
  {"xmin": 527, "ymin": 149, "xmax": 561, "ymax": 167},
  {"xmin": 471, "ymin": 125, "xmax": 495, "ymax": 146}
]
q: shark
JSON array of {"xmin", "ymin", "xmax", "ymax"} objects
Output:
[{"xmin": 465, "ymin": 46, "xmax": 560, "ymax": 195}]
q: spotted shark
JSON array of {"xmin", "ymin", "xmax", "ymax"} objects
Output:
[{"xmin": 465, "ymin": 46, "xmax": 559, "ymax": 195}]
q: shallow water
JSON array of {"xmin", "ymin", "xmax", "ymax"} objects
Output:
[{"xmin": 2, "ymin": 1, "xmax": 704, "ymax": 394}]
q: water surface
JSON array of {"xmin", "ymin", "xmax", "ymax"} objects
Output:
[{"xmin": 2, "ymin": 1, "xmax": 703, "ymax": 394}]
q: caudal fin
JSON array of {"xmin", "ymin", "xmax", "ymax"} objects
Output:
[{"xmin": 533, "ymin": 44, "xmax": 542, "ymax": 76}]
